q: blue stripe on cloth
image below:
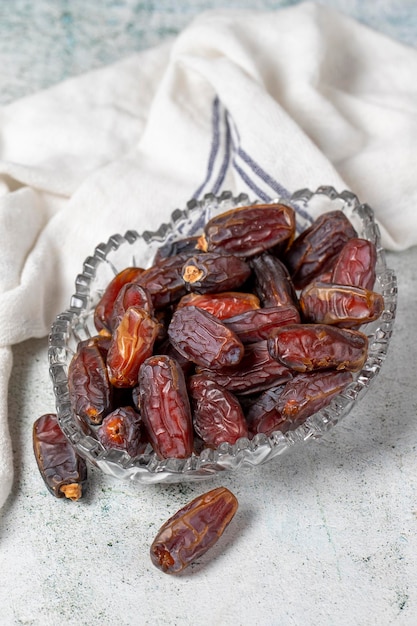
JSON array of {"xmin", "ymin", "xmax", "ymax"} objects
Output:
[
  {"xmin": 212, "ymin": 108, "xmax": 231, "ymax": 195},
  {"xmin": 232, "ymin": 158, "xmax": 273, "ymax": 202},
  {"xmin": 192, "ymin": 96, "xmax": 221, "ymax": 199}
]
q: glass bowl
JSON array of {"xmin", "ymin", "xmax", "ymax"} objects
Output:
[{"xmin": 48, "ymin": 186, "xmax": 397, "ymax": 484}]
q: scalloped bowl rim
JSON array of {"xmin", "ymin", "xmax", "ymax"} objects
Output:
[{"xmin": 48, "ymin": 187, "xmax": 398, "ymax": 484}]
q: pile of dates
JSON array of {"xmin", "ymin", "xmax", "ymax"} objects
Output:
[{"xmin": 66, "ymin": 202, "xmax": 384, "ymax": 462}]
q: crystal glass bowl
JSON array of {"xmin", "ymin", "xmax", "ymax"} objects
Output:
[{"xmin": 48, "ymin": 187, "xmax": 397, "ymax": 484}]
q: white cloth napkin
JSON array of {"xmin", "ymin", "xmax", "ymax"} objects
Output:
[{"xmin": 1, "ymin": 2, "xmax": 416, "ymax": 508}]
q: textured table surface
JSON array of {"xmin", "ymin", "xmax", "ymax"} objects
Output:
[{"xmin": 1, "ymin": 2, "xmax": 417, "ymax": 625}]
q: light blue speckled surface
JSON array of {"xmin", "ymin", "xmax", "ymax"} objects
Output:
[
  {"xmin": 1, "ymin": 3, "xmax": 417, "ymax": 625},
  {"xmin": 1, "ymin": 0, "xmax": 416, "ymax": 104}
]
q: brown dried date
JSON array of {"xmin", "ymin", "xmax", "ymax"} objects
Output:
[
  {"xmin": 150, "ymin": 486, "xmax": 238, "ymax": 574},
  {"xmin": 33, "ymin": 413, "xmax": 87, "ymax": 501},
  {"xmin": 268, "ymin": 324, "xmax": 368, "ymax": 372},
  {"xmin": 196, "ymin": 340, "xmax": 293, "ymax": 395},
  {"xmin": 94, "ymin": 266, "xmax": 145, "ymax": 332},
  {"xmin": 224, "ymin": 305, "xmax": 300, "ymax": 344},
  {"xmin": 176, "ymin": 291, "xmax": 261, "ymax": 320},
  {"xmin": 300, "ymin": 282, "xmax": 384, "ymax": 327},
  {"xmin": 97, "ymin": 406, "xmax": 145, "ymax": 457},
  {"xmin": 107, "ymin": 306, "xmax": 161, "ymax": 387},
  {"xmin": 68, "ymin": 342, "xmax": 112, "ymax": 425},
  {"xmin": 182, "ymin": 253, "xmax": 251, "ymax": 293},
  {"xmin": 188, "ymin": 375, "xmax": 248, "ymax": 447},
  {"xmin": 197, "ymin": 203, "xmax": 295, "ymax": 257},
  {"xmin": 109, "ymin": 283, "xmax": 154, "ymax": 330},
  {"xmin": 275, "ymin": 370, "xmax": 353, "ymax": 427},
  {"xmin": 168, "ymin": 306, "xmax": 244, "ymax": 369},
  {"xmin": 139, "ymin": 355, "xmax": 194, "ymax": 459},
  {"xmin": 250, "ymin": 252, "xmax": 299, "ymax": 309},
  {"xmin": 331, "ymin": 237, "xmax": 377, "ymax": 290},
  {"xmin": 245, "ymin": 385, "xmax": 287, "ymax": 437},
  {"xmin": 135, "ymin": 252, "xmax": 191, "ymax": 309},
  {"xmin": 285, "ymin": 210, "xmax": 357, "ymax": 289}
]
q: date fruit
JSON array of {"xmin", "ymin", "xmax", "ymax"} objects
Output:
[
  {"xmin": 299, "ymin": 282, "xmax": 384, "ymax": 327},
  {"xmin": 107, "ymin": 306, "xmax": 161, "ymax": 387},
  {"xmin": 94, "ymin": 266, "xmax": 144, "ymax": 332},
  {"xmin": 331, "ymin": 237, "xmax": 377, "ymax": 290},
  {"xmin": 176, "ymin": 291, "xmax": 261, "ymax": 320},
  {"xmin": 188, "ymin": 375, "xmax": 248, "ymax": 447},
  {"xmin": 97, "ymin": 406, "xmax": 144, "ymax": 457},
  {"xmin": 197, "ymin": 340, "xmax": 293, "ymax": 395},
  {"xmin": 224, "ymin": 305, "xmax": 300, "ymax": 344},
  {"xmin": 168, "ymin": 306, "xmax": 244, "ymax": 369},
  {"xmin": 33, "ymin": 413, "xmax": 87, "ymax": 501},
  {"xmin": 182, "ymin": 253, "xmax": 251, "ymax": 293},
  {"xmin": 150, "ymin": 486, "xmax": 238, "ymax": 574},
  {"xmin": 139, "ymin": 355, "xmax": 194, "ymax": 459},
  {"xmin": 250, "ymin": 252, "xmax": 299, "ymax": 309},
  {"xmin": 267, "ymin": 324, "xmax": 368, "ymax": 372},
  {"xmin": 68, "ymin": 342, "xmax": 112, "ymax": 425},
  {"xmin": 197, "ymin": 203, "xmax": 295, "ymax": 257},
  {"xmin": 285, "ymin": 210, "xmax": 357, "ymax": 289}
]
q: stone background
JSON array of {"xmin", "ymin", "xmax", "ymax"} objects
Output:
[{"xmin": 1, "ymin": 2, "xmax": 417, "ymax": 625}]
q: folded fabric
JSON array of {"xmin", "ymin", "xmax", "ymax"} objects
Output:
[{"xmin": 1, "ymin": 1, "xmax": 416, "ymax": 509}]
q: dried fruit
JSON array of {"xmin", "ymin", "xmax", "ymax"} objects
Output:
[
  {"xmin": 94, "ymin": 266, "xmax": 144, "ymax": 332},
  {"xmin": 68, "ymin": 342, "xmax": 112, "ymax": 425},
  {"xmin": 276, "ymin": 370, "xmax": 353, "ymax": 427},
  {"xmin": 97, "ymin": 406, "xmax": 144, "ymax": 457},
  {"xmin": 250, "ymin": 252, "xmax": 299, "ymax": 309},
  {"xmin": 331, "ymin": 237, "xmax": 377, "ymax": 290},
  {"xmin": 197, "ymin": 340, "xmax": 293, "ymax": 395},
  {"xmin": 188, "ymin": 375, "xmax": 248, "ymax": 447},
  {"xmin": 299, "ymin": 282, "xmax": 384, "ymax": 327},
  {"xmin": 182, "ymin": 253, "xmax": 251, "ymax": 293},
  {"xmin": 198, "ymin": 203, "xmax": 295, "ymax": 257},
  {"xmin": 107, "ymin": 306, "xmax": 161, "ymax": 387},
  {"xmin": 109, "ymin": 283, "xmax": 154, "ymax": 330},
  {"xmin": 176, "ymin": 291, "xmax": 261, "ymax": 320},
  {"xmin": 224, "ymin": 305, "xmax": 300, "ymax": 344},
  {"xmin": 285, "ymin": 210, "xmax": 357, "ymax": 289},
  {"xmin": 150, "ymin": 487, "xmax": 238, "ymax": 574},
  {"xmin": 33, "ymin": 413, "xmax": 87, "ymax": 501},
  {"xmin": 135, "ymin": 252, "xmax": 191, "ymax": 309},
  {"xmin": 267, "ymin": 324, "xmax": 368, "ymax": 372},
  {"xmin": 139, "ymin": 355, "xmax": 194, "ymax": 459},
  {"xmin": 168, "ymin": 306, "xmax": 244, "ymax": 369}
]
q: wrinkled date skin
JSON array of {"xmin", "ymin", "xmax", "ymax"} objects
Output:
[
  {"xmin": 331, "ymin": 237, "xmax": 377, "ymax": 290},
  {"xmin": 97, "ymin": 406, "xmax": 145, "ymax": 457},
  {"xmin": 300, "ymin": 282, "xmax": 384, "ymax": 327},
  {"xmin": 245, "ymin": 385, "xmax": 287, "ymax": 437},
  {"xmin": 107, "ymin": 306, "xmax": 161, "ymax": 387},
  {"xmin": 268, "ymin": 323, "xmax": 368, "ymax": 372},
  {"xmin": 285, "ymin": 210, "xmax": 358, "ymax": 289},
  {"xmin": 139, "ymin": 355, "xmax": 194, "ymax": 459},
  {"xmin": 109, "ymin": 283, "xmax": 154, "ymax": 330},
  {"xmin": 150, "ymin": 487, "xmax": 238, "ymax": 574},
  {"xmin": 250, "ymin": 252, "xmax": 299, "ymax": 309},
  {"xmin": 188, "ymin": 375, "xmax": 248, "ymax": 447},
  {"xmin": 33, "ymin": 413, "xmax": 87, "ymax": 501},
  {"xmin": 135, "ymin": 252, "xmax": 192, "ymax": 309},
  {"xmin": 176, "ymin": 291, "xmax": 261, "ymax": 320},
  {"xmin": 197, "ymin": 203, "xmax": 295, "ymax": 257},
  {"xmin": 94, "ymin": 266, "xmax": 145, "ymax": 332},
  {"xmin": 68, "ymin": 342, "xmax": 113, "ymax": 425},
  {"xmin": 182, "ymin": 253, "xmax": 251, "ymax": 293},
  {"xmin": 224, "ymin": 305, "xmax": 300, "ymax": 344},
  {"xmin": 168, "ymin": 306, "xmax": 244, "ymax": 369},
  {"xmin": 276, "ymin": 370, "xmax": 353, "ymax": 426},
  {"xmin": 197, "ymin": 340, "xmax": 293, "ymax": 395}
]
